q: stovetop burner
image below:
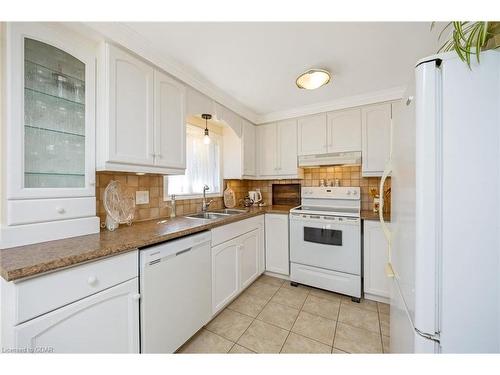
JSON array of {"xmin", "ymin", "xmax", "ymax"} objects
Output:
[{"xmin": 290, "ymin": 186, "xmax": 361, "ymax": 218}]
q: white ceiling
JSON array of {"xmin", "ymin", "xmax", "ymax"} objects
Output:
[{"xmin": 118, "ymin": 22, "xmax": 444, "ymax": 121}]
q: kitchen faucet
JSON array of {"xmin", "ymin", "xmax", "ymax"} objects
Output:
[{"xmin": 202, "ymin": 185, "xmax": 213, "ymax": 212}]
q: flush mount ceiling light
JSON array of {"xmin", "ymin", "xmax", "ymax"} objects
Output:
[
  {"xmin": 201, "ymin": 113, "xmax": 212, "ymax": 145},
  {"xmin": 296, "ymin": 69, "xmax": 331, "ymax": 90}
]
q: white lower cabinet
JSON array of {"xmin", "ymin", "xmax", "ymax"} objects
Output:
[
  {"xmin": 14, "ymin": 278, "xmax": 139, "ymax": 353},
  {"xmin": 210, "ymin": 216, "xmax": 264, "ymax": 315},
  {"xmin": 1, "ymin": 250, "xmax": 139, "ymax": 353},
  {"xmin": 265, "ymin": 214, "xmax": 290, "ymax": 275},
  {"xmin": 211, "ymin": 238, "xmax": 241, "ymax": 314},
  {"xmin": 239, "ymin": 229, "xmax": 260, "ymax": 290},
  {"xmin": 363, "ymin": 220, "xmax": 391, "ymax": 302}
]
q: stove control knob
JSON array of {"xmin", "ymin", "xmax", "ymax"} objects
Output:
[
  {"xmin": 353, "ymin": 190, "xmax": 358, "ymax": 195},
  {"xmin": 347, "ymin": 190, "xmax": 351, "ymax": 195}
]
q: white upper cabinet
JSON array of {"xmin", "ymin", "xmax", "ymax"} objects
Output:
[
  {"xmin": 1, "ymin": 23, "xmax": 99, "ymax": 248},
  {"xmin": 327, "ymin": 108, "xmax": 362, "ymax": 153},
  {"xmin": 222, "ymin": 116, "xmax": 257, "ymax": 180},
  {"xmin": 257, "ymin": 120, "xmax": 301, "ymax": 179},
  {"xmin": 105, "ymin": 44, "xmax": 155, "ymax": 167},
  {"xmin": 361, "ymin": 103, "xmax": 392, "ymax": 177},
  {"xmin": 257, "ymin": 123, "xmax": 277, "ymax": 177},
  {"xmin": 297, "ymin": 113, "xmax": 327, "ymax": 155},
  {"xmin": 277, "ymin": 119, "xmax": 299, "ymax": 175},
  {"xmin": 242, "ymin": 119, "xmax": 256, "ymax": 176},
  {"xmin": 5, "ymin": 23, "xmax": 96, "ymax": 200},
  {"xmin": 98, "ymin": 43, "xmax": 186, "ymax": 174},
  {"xmin": 154, "ymin": 70, "xmax": 186, "ymax": 170}
]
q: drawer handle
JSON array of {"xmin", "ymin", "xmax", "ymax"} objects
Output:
[
  {"xmin": 87, "ymin": 276, "xmax": 98, "ymax": 286},
  {"xmin": 56, "ymin": 207, "xmax": 66, "ymax": 214}
]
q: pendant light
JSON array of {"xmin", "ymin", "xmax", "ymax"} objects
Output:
[{"xmin": 201, "ymin": 113, "xmax": 212, "ymax": 145}]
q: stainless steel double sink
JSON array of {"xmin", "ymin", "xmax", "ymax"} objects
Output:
[{"xmin": 185, "ymin": 208, "xmax": 247, "ymax": 220}]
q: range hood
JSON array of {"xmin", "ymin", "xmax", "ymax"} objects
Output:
[{"xmin": 298, "ymin": 151, "xmax": 362, "ymax": 167}]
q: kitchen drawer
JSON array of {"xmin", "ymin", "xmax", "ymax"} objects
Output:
[
  {"xmin": 290, "ymin": 262, "xmax": 361, "ymax": 298},
  {"xmin": 211, "ymin": 215, "xmax": 263, "ymax": 247},
  {"xmin": 13, "ymin": 250, "xmax": 138, "ymax": 324},
  {"xmin": 7, "ymin": 197, "xmax": 96, "ymax": 225}
]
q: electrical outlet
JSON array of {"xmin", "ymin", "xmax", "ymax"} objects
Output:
[{"xmin": 135, "ymin": 190, "xmax": 149, "ymax": 205}]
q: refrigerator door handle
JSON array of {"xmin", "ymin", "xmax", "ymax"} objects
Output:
[
  {"xmin": 395, "ymin": 276, "xmax": 441, "ymax": 345},
  {"xmin": 379, "ymin": 102, "xmax": 395, "ymax": 278},
  {"xmin": 415, "ymin": 327, "xmax": 441, "ymax": 343},
  {"xmin": 379, "ymin": 163, "xmax": 395, "ymax": 278}
]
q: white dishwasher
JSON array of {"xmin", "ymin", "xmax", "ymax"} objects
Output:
[{"xmin": 140, "ymin": 231, "xmax": 212, "ymax": 353}]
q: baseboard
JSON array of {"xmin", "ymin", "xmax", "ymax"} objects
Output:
[
  {"xmin": 364, "ymin": 292, "xmax": 390, "ymax": 304},
  {"xmin": 263, "ymin": 271, "xmax": 290, "ymax": 281}
]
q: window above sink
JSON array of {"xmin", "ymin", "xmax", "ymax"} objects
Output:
[{"xmin": 164, "ymin": 124, "xmax": 222, "ymax": 201}]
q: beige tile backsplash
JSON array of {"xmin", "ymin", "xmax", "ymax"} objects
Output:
[
  {"xmin": 96, "ymin": 172, "xmax": 224, "ymax": 225},
  {"xmin": 96, "ymin": 165, "xmax": 390, "ymax": 225},
  {"xmin": 243, "ymin": 166, "xmax": 390, "ymax": 212}
]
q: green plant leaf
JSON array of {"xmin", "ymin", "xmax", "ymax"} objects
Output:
[
  {"xmin": 435, "ymin": 21, "xmax": 499, "ymax": 67},
  {"xmin": 481, "ymin": 21, "xmax": 488, "ymax": 45},
  {"xmin": 437, "ymin": 22, "xmax": 453, "ymax": 41}
]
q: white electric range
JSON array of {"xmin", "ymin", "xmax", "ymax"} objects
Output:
[{"xmin": 289, "ymin": 186, "xmax": 362, "ymax": 301}]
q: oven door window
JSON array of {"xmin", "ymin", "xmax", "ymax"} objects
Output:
[{"xmin": 304, "ymin": 227, "xmax": 342, "ymax": 246}]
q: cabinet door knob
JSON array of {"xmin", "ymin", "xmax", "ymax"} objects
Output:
[
  {"xmin": 87, "ymin": 276, "xmax": 98, "ymax": 286},
  {"xmin": 131, "ymin": 293, "xmax": 141, "ymax": 301},
  {"xmin": 56, "ymin": 207, "xmax": 66, "ymax": 214}
]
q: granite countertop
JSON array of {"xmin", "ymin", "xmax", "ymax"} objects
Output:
[
  {"xmin": 0, "ymin": 205, "xmax": 293, "ymax": 282},
  {"xmin": 360, "ymin": 210, "xmax": 391, "ymax": 222}
]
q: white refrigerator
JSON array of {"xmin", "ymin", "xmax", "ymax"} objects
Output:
[{"xmin": 379, "ymin": 50, "xmax": 500, "ymax": 353}]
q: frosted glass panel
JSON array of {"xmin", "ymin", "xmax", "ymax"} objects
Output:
[{"xmin": 24, "ymin": 38, "xmax": 85, "ymax": 188}]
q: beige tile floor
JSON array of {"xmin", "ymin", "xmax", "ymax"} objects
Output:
[{"xmin": 177, "ymin": 274, "xmax": 390, "ymax": 354}]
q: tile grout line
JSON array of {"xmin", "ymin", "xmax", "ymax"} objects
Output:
[
  {"xmin": 225, "ymin": 278, "xmax": 282, "ymax": 318},
  {"xmin": 377, "ymin": 303, "xmax": 385, "ymax": 353},
  {"xmin": 233, "ymin": 277, "xmax": 286, "ymax": 353},
  {"xmin": 288, "ymin": 331, "xmax": 334, "ymax": 351},
  {"xmin": 205, "ymin": 276, "xmax": 284, "ymax": 352},
  {"xmin": 279, "ymin": 284, "xmax": 311, "ymax": 353},
  {"xmin": 202, "ymin": 328, "xmax": 237, "ymax": 353},
  {"xmin": 214, "ymin": 276, "xmax": 385, "ymax": 354},
  {"xmin": 228, "ymin": 340, "xmax": 257, "ymax": 354},
  {"xmin": 331, "ymin": 296, "xmax": 344, "ymax": 353},
  {"xmin": 228, "ymin": 278, "xmax": 386, "ymax": 353}
]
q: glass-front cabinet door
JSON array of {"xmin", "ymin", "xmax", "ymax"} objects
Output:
[{"xmin": 7, "ymin": 23, "xmax": 95, "ymax": 199}]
